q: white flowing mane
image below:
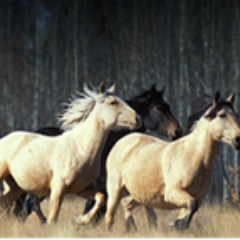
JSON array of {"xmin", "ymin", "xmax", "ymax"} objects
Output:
[{"xmin": 58, "ymin": 85, "xmax": 107, "ymax": 131}]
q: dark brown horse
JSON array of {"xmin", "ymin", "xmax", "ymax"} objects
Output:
[{"xmin": 10, "ymin": 84, "xmax": 182, "ymax": 226}]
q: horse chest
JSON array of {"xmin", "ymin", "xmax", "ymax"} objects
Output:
[
  {"xmin": 64, "ymin": 161, "xmax": 100, "ymax": 193},
  {"xmin": 185, "ymin": 170, "xmax": 213, "ymax": 199}
]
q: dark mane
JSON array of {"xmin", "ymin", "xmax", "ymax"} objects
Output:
[
  {"xmin": 184, "ymin": 99, "xmax": 236, "ymax": 135},
  {"xmin": 127, "ymin": 89, "xmax": 152, "ymax": 102},
  {"xmin": 184, "ymin": 103, "xmax": 211, "ymax": 135}
]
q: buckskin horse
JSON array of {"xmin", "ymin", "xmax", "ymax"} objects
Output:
[
  {"xmin": 104, "ymin": 92, "xmax": 240, "ymax": 231},
  {"xmin": 0, "ymin": 82, "xmax": 141, "ymax": 225}
]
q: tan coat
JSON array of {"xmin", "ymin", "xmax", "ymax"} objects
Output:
[{"xmin": 105, "ymin": 92, "xmax": 240, "ymax": 230}]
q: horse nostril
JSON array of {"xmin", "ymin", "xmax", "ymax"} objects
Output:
[
  {"xmin": 136, "ymin": 115, "xmax": 142, "ymax": 127},
  {"xmin": 175, "ymin": 128, "xmax": 183, "ymax": 138},
  {"xmin": 236, "ymin": 136, "xmax": 240, "ymax": 144}
]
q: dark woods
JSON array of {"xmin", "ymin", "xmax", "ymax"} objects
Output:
[{"xmin": 0, "ymin": 0, "xmax": 240, "ymax": 205}]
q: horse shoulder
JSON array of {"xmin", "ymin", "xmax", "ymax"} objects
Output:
[{"xmin": 161, "ymin": 135, "xmax": 210, "ymax": 192}]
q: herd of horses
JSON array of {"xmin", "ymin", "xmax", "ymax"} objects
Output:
[{"xmin": 0, "ymin": 82, "xmax": 240, "ymax": 232}]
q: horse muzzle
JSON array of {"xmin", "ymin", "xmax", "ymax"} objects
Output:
[
  {"xmin": 169, "ymin": 127, "xmax": 183, "ymax": 141},
  {"xmin": 129, "ymin": 115, "xmax": 142, "ymax": 129},
  {"xmin": 232, "ymin": 136, "xmax": 240, "ymax": 150}
]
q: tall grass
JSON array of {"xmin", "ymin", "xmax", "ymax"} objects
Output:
[{"xmin": 1, "ymin": 197, "xmax": 240, "ymax": 238}]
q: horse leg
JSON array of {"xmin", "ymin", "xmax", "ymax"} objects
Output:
[
  {"xmin": 105, "ymin": 185, "xmax": 125, "ymax": 231},
  {"xmin": 169, "ymin": 208, "xmax": 186, "ymax": 226},
  {"xmin": 47, "ymin": 181, "xmax": 65, "ymax": 225},
  {"xmin": 0, "ymin": 176, "xmax": 24, "ymax": 214},
  {"xmin": 165, "ymin": 187, "xmax": 198, "ymax": 230},
  {"xmin": 83, "ymin": 197, "xmax": 107, "ymax": 225},
  {"xmin": 20, "ymin": 195, "xmax": 46, "ymax": 224},
  {"xmin": 121, "ymin": 195, "xmax": 140, "ymax": 232},
  {"xmin": 30, "ymin": 195, "xmax": 46, "ymax": 224},
  {"xmin": 3, "ymin": 179, "xmax": 21, "ymax": 217},
  {"xmin": 83, "ymin": 199, "xmax": 95, "ymax": 215},
  {"xmin": 144, "ymin": 206, "xmax": 158, "ymax": 229},
  {"xmin": 13, "ymin": 192, "xmax": 28, "ymax": 218},
  {"xmin": 73, "ymin": 184, "xmax": 105, "ymax": 225}
]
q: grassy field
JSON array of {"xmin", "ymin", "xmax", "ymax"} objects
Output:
[{"xmin": 1, "ymin": 197, "xmax": 240, "ymax": 238}]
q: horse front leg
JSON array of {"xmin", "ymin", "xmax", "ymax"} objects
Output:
[
  {"xmin": 47, "ymin": 180, "xmax": 65, "ymax": 226},
  {"xmin": 73, "ymin": 184, "xmax": 105, "ymax": 225},
  {"xmin": 165, "ymin": 186, "xmax": 198, "ymax": 230},
  {"xmin": 83, "ymin": 198, "xmax": 107, "ymax": 225}
]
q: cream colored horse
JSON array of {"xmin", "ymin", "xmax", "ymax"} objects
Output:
[
  {"xmin": 0, "ymin": 82, "xmax": 141, "ymax": 225},
  {"xmin": 105, "ymin": 91, "xmax": 240, "ymax": 231}
]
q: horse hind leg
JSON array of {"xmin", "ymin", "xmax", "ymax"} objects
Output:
[
  {"xmin": 0, "ymin": 175, "xmax": 24, "ymax": 214},
  {"xmin": 13, "ymin": 192, "xmax": 27, "ymax": 218},
  {"xmin": 31, "ymin": 195, "xmax": 46, "ymax": 224},
  {"xmin": 20, "ymin": 194, "xmax": 46, "ymax": 224},
  {"xmin": 121, "ymin": 195, "xmax": 140, "ymax": 232},
  {"xmin": 144, "ymin": 206, "xmax": 158, "ymax": 229}
]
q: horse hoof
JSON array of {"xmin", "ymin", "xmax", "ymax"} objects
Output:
[
  {"xmin": 168, "ymin": 221, "xmax": 175, "ymax": 227},
  {"xmin": 173, "ymin": 219, "xmax": 189, "ymax": 231},
  {"xmin": 72, "ymin": 215, "xmax": 80, "ymax": 224},
  {"xmin": 72, "ymin": 215, "xmax": 89, "ymax": 225}
]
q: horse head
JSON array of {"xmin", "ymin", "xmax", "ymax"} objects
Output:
[
  {"xmin": 140, "ymin": 84, "xmax": 182, "ymax": 140},
  {"xmin": 96, "ymin": 82, "xmax": 142, "ymax": 130},
  {"xmin": 204, "ymin": 91, "xmax": 240, "ymax": 149}
]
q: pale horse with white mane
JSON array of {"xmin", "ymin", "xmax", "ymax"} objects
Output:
[{"xmin": 0, "ymin": 82, "xmax": 141, "ymax": 225}]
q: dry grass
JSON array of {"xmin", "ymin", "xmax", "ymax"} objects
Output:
[{"xmin": 1, "ymin": 197, "xmax": 240, "ymax": 238}]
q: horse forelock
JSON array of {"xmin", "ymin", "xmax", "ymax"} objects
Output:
[{"xmin": 58, "ymin": 85, "xmax": 108, "ymax": 131}]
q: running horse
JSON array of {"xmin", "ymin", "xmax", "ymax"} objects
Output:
[
  {"xmin": 11, "ymin": 84, "xmax": 182, "ymax": 227},
  {"xmin": 0, "ymin": 82, "xmax": 141, "ymax": 225},
  {"xmin": 104, "ymin": 91, "xmax": 240, "ymax": 231}
]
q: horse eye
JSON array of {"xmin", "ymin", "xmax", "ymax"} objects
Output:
[
  {"xmin": 110, "ymin": 101, "xmax": 118, "ymax": 106},
  {"xmin": 153, "ymin": 106, "xmax": 161, "ymax": 112},
  {"xmin": 219, "ymin": 113, "xmax": 226, "ymax": 118}
]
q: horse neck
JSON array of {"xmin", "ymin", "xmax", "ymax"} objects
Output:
[
  {"xmin": 189, "ymin": 118, "xmax": 220, "ymax": 172},
  {"xmin": 71, "ymin": 111, "xmax": 111, "ymax": 165}
]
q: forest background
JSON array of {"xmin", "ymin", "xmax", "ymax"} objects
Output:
[{"xmin": 0, "ymin": 0, "xmax": 239, "ymax": 205}]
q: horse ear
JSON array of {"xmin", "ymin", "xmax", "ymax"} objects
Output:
[
  {"xmin": 226, "ymin": 93, "xmax": 235, "ymax": 106},
  {"xmin": 99, "ymin": 82, "xmax": 106, "ymax": 94},
  {"xmin": 108, "ymin": 83, "xmax": 116, "ymax": 93},
  {"xmin": 213, "ymin": 91, "xmax": 221, "ymax": 106},
  {"xmin": 150, "ymin": 84, "xmax": 156, "ymax": 92},
  {"xmin": 159, "ymin": 86, "xmax": 166, "ymax": 95}
]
